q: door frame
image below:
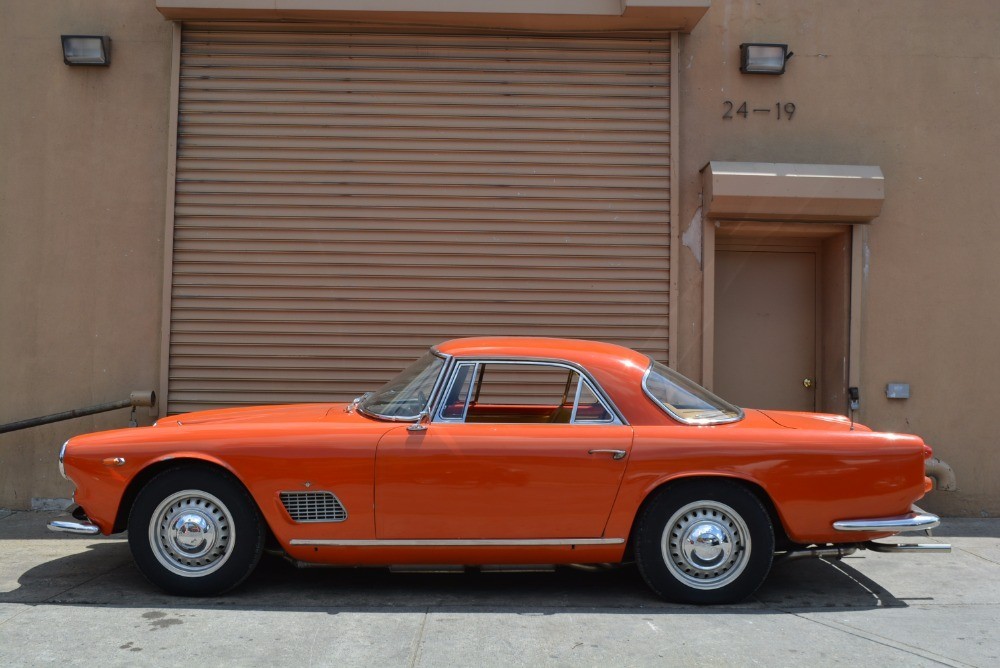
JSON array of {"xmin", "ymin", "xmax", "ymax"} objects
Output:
[
  {"xmin": 702, "ymin": 219, "xmax": 865, "ymax": 417},
  {"xmin": 714, "ymin": 239, "xmax": 822, "ymax": 411}
]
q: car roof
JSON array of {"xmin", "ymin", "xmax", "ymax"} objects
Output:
[{"xmin": 435, "ymin": 337, "xmax": 650, "ymax": 367}]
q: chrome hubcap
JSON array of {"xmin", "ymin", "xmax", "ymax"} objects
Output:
[
  {"xmin": 169, "ymin": 512, "xmax": 216, "ymax": 556},
  {"xmin": 682, "ymin": 521, "xmax": 732, "ymax": 569},
  {"xmin": 149, "ymin": 490, "xmax": 234, "ymax": 577},
  {"xmin": 661, "ymin": 500, "xmax": 750, "ymax": 590}
]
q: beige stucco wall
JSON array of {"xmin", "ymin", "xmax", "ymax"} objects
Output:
[
  {"xmin": 1, "ymin": 0, "xmax": 997, "ymax": 516},
  {"xmin": 676, "ymin": 0, "xmax": 1000, "ymax": 516},
  {"xmin": 0, "ymin": 0, "xmax": 172, "ymax": 508}
]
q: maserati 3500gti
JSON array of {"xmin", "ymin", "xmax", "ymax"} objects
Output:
[{"xmin": 50, "ymin": 337, "xmax": 948, "ymax": 604}]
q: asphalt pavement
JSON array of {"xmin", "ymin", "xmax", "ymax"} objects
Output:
[{"xmin": 0, "ymin": 510, "xmax": 997, "ymax": 667}]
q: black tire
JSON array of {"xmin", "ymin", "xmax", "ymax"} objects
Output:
[
  {"xmin": 634, "ymin": 480, "xmax": 774, "ymax": 604},
  {"xmin": 127, "ymin": 466, "xmax": 265, "ymax": 596}
]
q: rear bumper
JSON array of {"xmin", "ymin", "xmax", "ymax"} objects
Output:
[
  {"xmin": 833, "ymin": 506, "xmax": 951, "ymax": 553},
  {"xmin": 47, "ymin": 505, "xmax": 101, "ymax": 536},
  {"xmin": 833, "ymin": 505, "xmax": 940, "ymax": 533}
]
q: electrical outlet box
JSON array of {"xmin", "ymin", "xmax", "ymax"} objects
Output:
[{"xmin": 886, "ymin": 383, "xmax": 910, "ymax": 399}]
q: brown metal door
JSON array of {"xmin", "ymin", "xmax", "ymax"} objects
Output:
[
  {"xmin": 713, "ymin": 249, "xmax": 817, "ymax": 411},
  {"xmin": 166, "ymin": 24, "xmax": 671, "ymax": 414}
]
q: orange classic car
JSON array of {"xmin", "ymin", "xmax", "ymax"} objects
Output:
[{"xmin": 50, "ymin": 337, "xmax": 948, "ymax": 603}]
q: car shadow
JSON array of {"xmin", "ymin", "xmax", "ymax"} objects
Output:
[{"xmin": 1, "ymin": 540, "xmax": 906, "ymax": 612}]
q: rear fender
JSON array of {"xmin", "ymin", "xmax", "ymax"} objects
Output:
[{"xmin": 634, "ymin": 472, "xmax": 790, "ymax": 543}]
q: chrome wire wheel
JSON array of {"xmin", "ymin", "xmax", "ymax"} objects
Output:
[
  {"xmin": 661, "ymin": 500, "xmax": 751, "ymax": 590},
  {"xmin": 148, "ymin": 489, "xmax": 235, "ymax": 578}
]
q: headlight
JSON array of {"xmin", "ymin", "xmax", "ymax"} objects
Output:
[{"xmin": 58, "ymin": 440, "xmax": 69, "ymax": 480}]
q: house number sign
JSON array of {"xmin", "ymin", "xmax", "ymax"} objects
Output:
[{"xmin": 723, "ymin": 101, "xmax": 797, "ymax": 120}]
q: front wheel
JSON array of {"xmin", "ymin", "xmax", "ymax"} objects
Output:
[
  {"xmin": 128, "ymin": 466, "xmax": 265, "ymax": 596},
  {"xmin": 634, "ymin": 480, "xmax": 774, "ymax": 604}
]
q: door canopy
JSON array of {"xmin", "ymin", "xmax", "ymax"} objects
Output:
[{"xmin": 702, "ymin": 162, "xmax": 885, "ymax": 223}]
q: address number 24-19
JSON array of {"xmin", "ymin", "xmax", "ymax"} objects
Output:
[{"xmin": 723, "ymin": 101, "xmax": 796, "ymax": 120}]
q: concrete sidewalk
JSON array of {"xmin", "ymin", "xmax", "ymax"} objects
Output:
[{"xmin": 0, "ymin": 511, "xmax": 997, "ymax": 667}]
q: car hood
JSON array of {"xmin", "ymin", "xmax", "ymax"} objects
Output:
[
  {"xmin": 754, "ymin": 409, "xmax": 871, "ymax": 432},
  {"xmin": 155, "ymin": 403, "xmax": 346, "ymax": 426}
]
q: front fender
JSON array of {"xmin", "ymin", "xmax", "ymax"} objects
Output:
[{"xmin": 69, "ymin": 450, "xmax": 245, "ymax": 535}]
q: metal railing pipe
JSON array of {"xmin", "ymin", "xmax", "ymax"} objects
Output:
[{"xmin": 0, "ymin": 391, "xmax": 156, "ymax": 435}]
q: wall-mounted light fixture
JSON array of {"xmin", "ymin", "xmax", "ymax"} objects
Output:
[
  {"xmin": 739, "ymin": 43, "xmax": 792, "ymax": 75},
  {"xmin": 61, "ymin": 35, "xmax": 111, "ymax": 66}
]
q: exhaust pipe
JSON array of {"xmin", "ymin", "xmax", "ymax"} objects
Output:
[
  {"xmin": 777, "ymin": 539, "xmax": 952, "ymax": 563},
  {"xmin": 777, "ymin": 546, "xmax": 858, "ymax": 563},
  {"xmin": 863, "ymin": 541, "xmax": 951, "ymax": 553},
  {"xmin": 925, "ymin": 457, "xmax": 957, "ymax": 491}
]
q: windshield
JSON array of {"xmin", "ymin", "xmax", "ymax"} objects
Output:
[
  {"xmin": 642, "ymin": 360, "xmax": 743, "ymax": 425},
  {"xmin": 358, "ymin": 352, "xmax": 445, "ymax": 420}
]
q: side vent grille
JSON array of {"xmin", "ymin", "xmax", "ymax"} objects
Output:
[{"xmin": 280, "ymin": 491, "xmax": 348, "ymax": 523}]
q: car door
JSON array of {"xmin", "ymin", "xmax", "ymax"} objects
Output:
[{"xmin": 374, "ymin": 360, "xmax": 633, "ymax": 539}]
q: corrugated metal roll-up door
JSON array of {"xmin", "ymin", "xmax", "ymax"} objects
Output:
[{"xmin": 168, "ymin": 23, "xmax": 671, "ymax": 413}]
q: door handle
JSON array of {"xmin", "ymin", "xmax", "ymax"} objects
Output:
[{"xmin": 588, "ymin": 449, "xmax": 627, "ymax": 460}]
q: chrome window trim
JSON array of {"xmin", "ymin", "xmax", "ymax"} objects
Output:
[
  {"xmin": 641, "ymin": 361, "xmax": 744, "ymax": 426},
  {"xmin": 435, "ymin": 361, "xmax": 481, "ymax": 423},
  {"xmin": 357, "ymin": 349, "xmax": 453, "ymax": 422},
  {"xmin": 430, "ymin": 357, "xmax": 626, "ymax": 426},
  {"xmin": 568, "ymin": 376, "xmax": 584, "ymax": 423}
]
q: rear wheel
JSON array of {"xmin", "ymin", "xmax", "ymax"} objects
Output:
[
  {"xmin": 128, "ymin": 466, "xmax": 265, "ymax": 596},
  {"xmin": 634, "ymin": 480, "xmax": 774, "ymax": 604}
]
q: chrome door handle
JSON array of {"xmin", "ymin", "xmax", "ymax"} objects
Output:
[{"xmin": 588, "ymin": 449, "xmax": 627, "ymax": 460}]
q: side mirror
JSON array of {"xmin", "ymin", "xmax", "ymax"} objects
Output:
[{"xmin": 407, "ymin": 410, "xmax": 430, "ymax": 432}]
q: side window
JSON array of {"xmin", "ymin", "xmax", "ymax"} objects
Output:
[
  {"xmin": 440, "ymin": 363, "xmax": 477, "ymax": 420},
  {"xmin": 436, "ymin": 362, "xmax": 614, "ymax": 424},
  {"xmin": 571, "ymin": 378, "xmax": 613, "ymax": 423},
  {"xmin": 473, "ymin": 363, "xmax": 571, "ymax": 407}
]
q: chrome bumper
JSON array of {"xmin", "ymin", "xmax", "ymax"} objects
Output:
[
  {"xmin": 833, "ymin": 506, "xmax": 940, "ymax": 533},
  {"xmin": 834, "ymin": 505, "xmax": 951, "ymax": 553},
  {"xmin": 47, "ymin": 505, "xmax": 101, "ymax": 536}
]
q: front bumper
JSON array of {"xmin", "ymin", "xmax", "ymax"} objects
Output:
[
  {"xmin": 47, "ymin": 505, "xmax": 101, "ymax": 535},
  {"xmin": 832, "ymin": 505, "xmax": 940, "ymax": 533}
]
